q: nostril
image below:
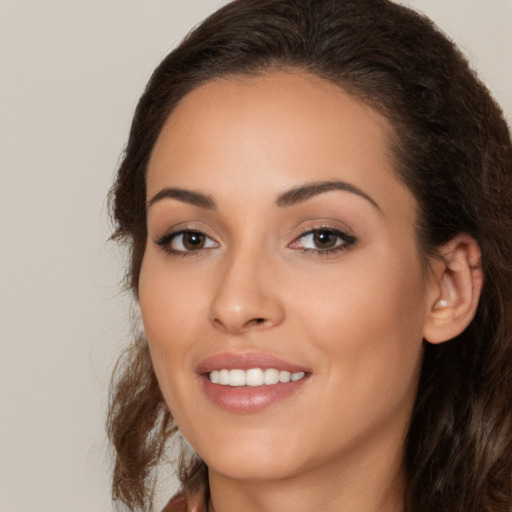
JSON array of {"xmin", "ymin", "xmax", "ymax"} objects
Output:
[
  {"xmin": 247, "ymin": 318, "xmax": 266, "ymax": 327},
  {"xmin": 210, "ymin": 316, "xmax": 267, "ymax": 332},
  {"xmin": 212, "ymin": 318, "xmax": 224, "ymax": 329}
]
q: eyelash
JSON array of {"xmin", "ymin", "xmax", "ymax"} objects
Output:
[
  {"xmin": 154, "ymin": 227, "xmax": 357, "ymax": 257},
  {"xmin": 155, "ymin": 230, "xmax": 218, "ymax": 258},
  {"xmin": 291, "ymin": 227, "xmax": 357, "ymax": 256}
]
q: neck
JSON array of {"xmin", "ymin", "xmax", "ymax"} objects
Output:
[{"xmin": 208, "ymin": 435, "xmax": 406, "ymax": 512}]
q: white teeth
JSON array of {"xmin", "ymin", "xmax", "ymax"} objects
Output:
[
  {"xmin": 279, "ymin": 371, "xmax": 291, "ymax": 383},
  {"xmin": 264, "ymin": 368, "xmax": 280, "ymax": 385},
  {"xmin": 219, "ymin": 369, "xmax": 230, "ymax": 385},
  {"xmin": 229, "ymin": 369, "xmax": 246, "ymax": 386},
  {"xmin": 246, "ymin": 368, "xmax": 264, "ymax": 386},
  {"xmin": 208, "ymin": 368, "xmax": 306, "ymax": 386}
]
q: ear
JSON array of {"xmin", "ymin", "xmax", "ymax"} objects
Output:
[{"xmin": 423, "ymin": 234, "xmax": 483, "ymax": 344}]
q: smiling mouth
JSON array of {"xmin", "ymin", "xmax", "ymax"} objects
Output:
[
  {"xmin": 197, "ymin": 352, "xmax": 310, "ymax": 411},
  {"xmin": 209, "ymin": 368, "xmax": 307, "ymax": 387}
]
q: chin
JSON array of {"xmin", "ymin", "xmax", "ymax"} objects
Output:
[
  {"xmin": 205, "ymin": 452, "xmax": 305, "ymax": 483},
  {"xmin": 187, "ymin": 427, "xmax": 308, "ymax": 482}
]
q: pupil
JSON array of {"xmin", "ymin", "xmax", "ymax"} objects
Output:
[
  {"xmin": 314, "ymin": 230, "xmax": 335, "ymax": 247},
  {"xmin": 184, "ymin": 233, "xmax": 204, "ymax": 249}
]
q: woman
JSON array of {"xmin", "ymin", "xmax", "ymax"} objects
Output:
[{"xmin": 107, "ymin": 0, "xmax": 512, "ymax": 511}]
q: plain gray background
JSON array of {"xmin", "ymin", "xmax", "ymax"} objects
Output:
[{"xmin": 1, "ymin": 1, "xmax": 511, "ymax": 511}]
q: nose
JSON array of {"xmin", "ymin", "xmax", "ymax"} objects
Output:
[{"xmin": 208, "ymin": 248, "xmax": 285, "ymax": 334}]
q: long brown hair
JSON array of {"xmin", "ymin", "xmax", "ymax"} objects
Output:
[{"xmin": 107, "ymin": 0, "xmax": 512, "ymax": 510}]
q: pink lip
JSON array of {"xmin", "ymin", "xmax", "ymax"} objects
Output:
[
  {"xmin": 196, "ymin": 352, "xmax": 309, "ymax": 374},
  {"xmin": 196, "ymin": 352, "xmax": 311, "ymax": 413}
]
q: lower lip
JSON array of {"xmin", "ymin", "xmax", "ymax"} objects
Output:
[{"xmin": 200, "ymin": 374, "xmax": 309, "ymax": 413}]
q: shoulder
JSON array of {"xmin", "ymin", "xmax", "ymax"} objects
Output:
[{"xmin": 161, "ymin": 493, "xmax": 187, "ymax": 512}]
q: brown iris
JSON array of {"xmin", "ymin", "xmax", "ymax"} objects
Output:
[
  {"xmin": 182, "ymin": 232, "xmax": 206, "ymax": 250},
  {"xmin": 313, "ymin": 230, "xmax": 339, "ymax": 249}
]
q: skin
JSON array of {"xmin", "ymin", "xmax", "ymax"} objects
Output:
[{"xmin": 138, "ymin": 72, "xmax": 478, "ymax": 512}]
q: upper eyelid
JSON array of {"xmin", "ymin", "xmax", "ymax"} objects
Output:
[
  {"xmin": 291, "ymin": 227, "xmax": 355, "ymax": 244},
  {"xmin": 297, "ymin": 226, "xmax": 347, "ymax": 236},
  {"xmin": 153, "ymin": 222, "xmax": 218, "ymax": 241},
  {"xmin": 155, "ymin": 228, "xmax": 218, "ymax": 245},
  {"xmin": 290, "ymin": 222, "xmax": 355, "ymax": 241}
]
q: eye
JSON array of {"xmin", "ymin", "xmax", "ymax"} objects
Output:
[
  {"xmin": 155, "ymin": 230, "xmax": 219, "ymax": 255},
  {"xmin": 290, "ymin": 228, "xmax": 356, "ymax": 254}
]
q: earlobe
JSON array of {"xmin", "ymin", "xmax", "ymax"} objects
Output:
[{"xmin": 423, "ymin": 234, "xmax": 483, "ymax": 344}]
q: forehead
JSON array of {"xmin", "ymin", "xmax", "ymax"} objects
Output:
[
  {"xmin": 146, "ymin": 71, "xmax": 412, "ymax": 218},
  {"xmin": 150, "ymin": 72, "xmax": 394, "ymax": 166}
]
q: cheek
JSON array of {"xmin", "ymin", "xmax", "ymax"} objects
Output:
[
  {"xmin": 295, "ymin": 245, "xmax": 426, "ymax": 338},
  {"xmin": 138, "ymin": 252, "xmax": 204, "ymax": 402},
  {"xmin": 139, "ymin": 248, "xmax": 206, "ymax": 340},
  {"xmin": 295, "ymin": 248, "xmax": 427, "ymax": 408}
]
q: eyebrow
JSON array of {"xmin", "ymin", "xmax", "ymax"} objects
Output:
[
  {"xmin": 276, "ymin": 180, "xmax": 381, "ymax": 211},
  {"xmin": 147, "ymin": 187, "xmax": 217, "ymax": 210},
  {"xmin": 147, "ymin": 179, "xmax": 380, "ymax": 212}
]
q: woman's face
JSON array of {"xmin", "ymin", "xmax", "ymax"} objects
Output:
[{"xmin": 139, "ymin": 72, "xmax": 435, "ymax": 484}]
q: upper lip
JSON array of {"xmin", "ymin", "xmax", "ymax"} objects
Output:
[{"xmin": 196, "ymin": 352, "xmax": 310, "ymax": 375}]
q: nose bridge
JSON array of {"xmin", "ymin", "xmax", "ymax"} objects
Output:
[{"xmin": 209, "ymin": 237, "xmax": 284, "ymax": 333}]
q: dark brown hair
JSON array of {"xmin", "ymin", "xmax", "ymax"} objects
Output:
[{"xmin": 107, "ymin": 0, "xmax": 512, "ymax": 510}]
